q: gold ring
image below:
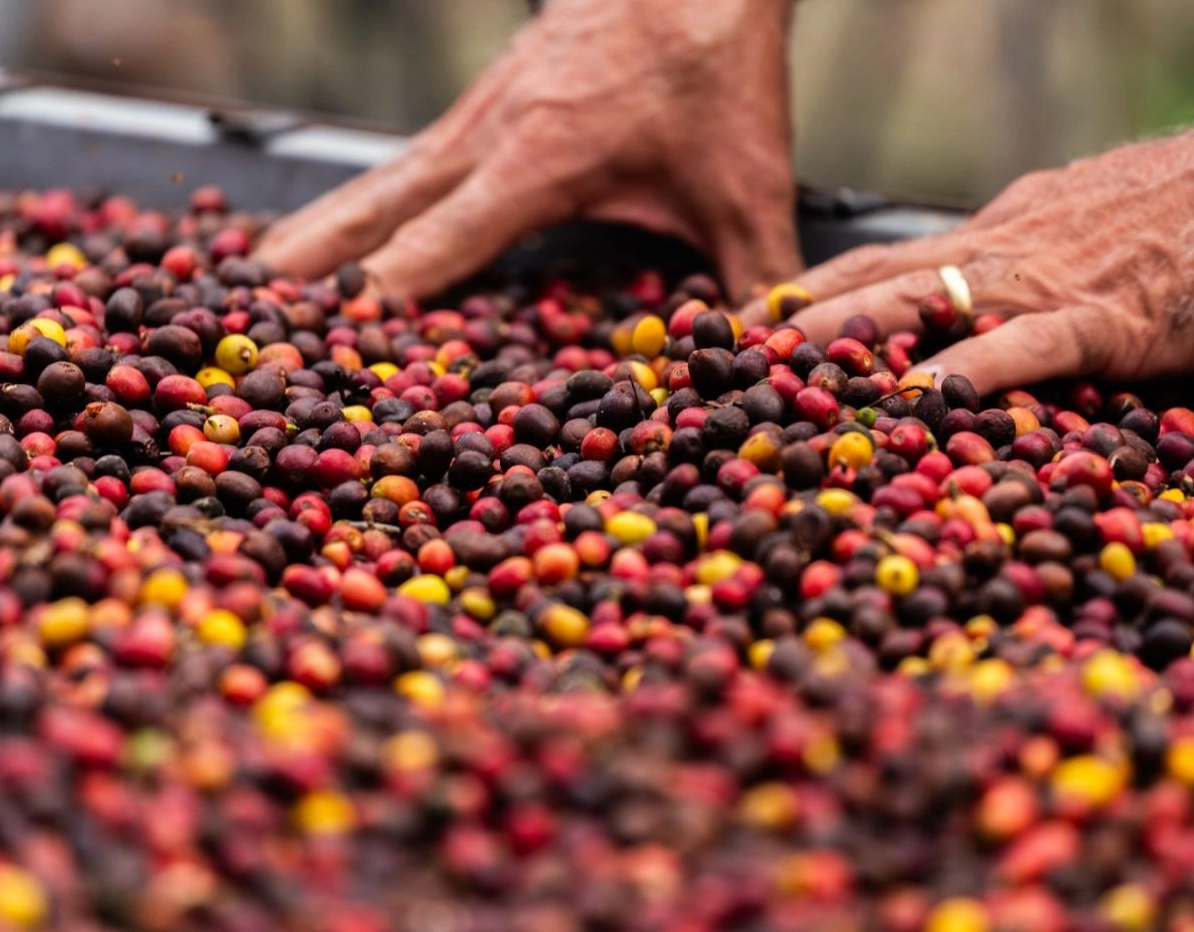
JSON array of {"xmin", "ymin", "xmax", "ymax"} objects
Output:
[{"xmin": 938, "ymin": 265, "xmax": 973, "ymax": 315}]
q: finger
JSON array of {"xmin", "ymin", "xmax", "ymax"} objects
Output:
[
  {"xmin": 254, "ymin": 43, "xmax": 530, "ymax": 280},
  {"xmin": 736, "ymin": 233, "xmax": 976, "ymax": 327},
  {"xmin": 359, "ymin": 148, "xmax": 579, "ymax": 300},
  {"xmin": 785, "ymin": 267, "xmax": 946, "ymax": 345},
  {"xmin": 715, "ymin": 206, "xmax": 802, "ymax": 307},
  {"xmin": 920, "ymin": 305, "xmax": 1114, "ymax": 397},
  {"xmin": 736, "ymin": 294, "xmax": 777, "ymax": 330},
  {"xmin": 585, "ymin": 187, "xmax": 706, "ymax": 249},
  {"xmin": 786, "ymin": 257, "xmax": 1043, "ymax": 345},
  {"xmin": 254, "ymin": 135, "xmax": 472, "ymax": 280},
  {"xmin": 791, "ymin": 231, "xmax": 977, "ymax": 303}
]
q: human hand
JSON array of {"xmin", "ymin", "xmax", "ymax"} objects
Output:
[
  {"xmin": 742, "ymin": 132, "xmax": 1194, "ymax": 396},
  {"xmin": 256, "ymin": 0, "xmax": 800, "ymax": 303}
]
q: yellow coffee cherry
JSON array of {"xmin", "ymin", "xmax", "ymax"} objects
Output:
[
  {"xmin": 804, "ymin": 618, "xmax": 846, "ymax": 653},
  {"xmin": 929, "ymin": 630, "xmax": 974, "ymax": 670},
  {"xmin": 0, "ymin": 864, "xmax": 48, "ymax": 929},
  {"xmin": 1007, "ymin": 406, "xmax": 1040, "ymax": 436},
  {"xmin": 606, "ymin": 511, "xmax": 656, "ymax": 546},
  {"xmin": 252, "ymin": 682, "xmax": 311, "ymax": 740},
  {"xmin": 1051, "ymin": 755, "xmax": 1124, "ymax": 809},
  {"xmin": 203, "ymin": 414, "xmax": 240, "ymax": 444},
  {"xmin": 214, "ymin": 334, "xmax": 258, "ymax": 375},
  {"xmin": 815, "ymin": 489, "xmax": 857, "ymax": 516},
  {"xmin": 8, "ymin": 319, "xmax": 65, "ymax": 355},
  {"xmin": 875, "ymin": 554, "xmax": 919, "ymax": 596},
  {"xmin": 196, "ymin": 367, "xmax": 235, "ymax": 389},
  {"xmin": 294, "ymin": 790, "xmax": 355, "ymax": 835},
  {"xmin": 1081, "ymin": 649, "xmax": 1140, "ymax": 701},
  {"xmin": 965, "ymin": 615, "xmax": 998, "ymax": 640},
  {"xmin": 6, "ymin": 324, "xmax": 37, "ymax": 356},
  {"xmin": 382, "ymin": 730, "xmax": 439, "ymax": 773},
  {"xmin": 631, "ymin": 315, "xmax": 667, "ymax": 357},
  {"xmin": 342, "ymin": 405, "xmax": 373, "ymax": 422},
  {"xmin": 925, "ymin": 898, "xmax": 989, "ymax": 932},
  {"xmin": 38, "ymin": 597, "xmax": 90, "ymax": 648},
  {"xmin": 140, "ymin": 567, "xmax": 188, "ymax": 609},
  {"xmin": 1141, "ymin": 523, "xmax": 1174, "ymax": 549},
  {"xmin": 748, "ymin": 639, "xmax": 775, "ymax": 670},
  {"xmin": 611, "ymin": 321, "xmax": 636, "ymax": 357},
  {"xmin": 626, "ymin": 360, "xmax": 657, "ymax": 391},
  {"xmin": 969, "ymin": 658, "xmax": 1015, "ymax": 704},
  {"xmin": 1166, "ymin": 736, "xmax": 1194, "ymax": 786},
  {"xmin": 897, "ymin": 370, "xmax": 936, "ymax": 401},
  {"xmin": 695, "ymin": 551, "xmax": 742, "ymax": 586},
  {"xmin": 739, "ymin": 432, "xmax": 782, "ymax": 472},
  {"xmin": 828, "ymin": 431, "xmax": 873, "ymax": 470},
  {"xmin": 738, "ymin": 782, "xmax": 799, "ymax": 831},
  {"xmin": 369, "ymin": 362, "xmax": 399, "ymax": 381},
  {"xmin": 397, "ymin": 575, "xmax": 451, "ymax": 605},
  {"xmin": 765, "ymin": 282, "xmax": 813, "ymax": 322},
  {"xmin": 416, "ymin": 632, "xmax": 458, "ymax": 669},
  {"xmin": 394, "ymin": 670, "xmax": 445, "ymax": 709},
  {"xmin": 803, "ymin": 732, "xmax": 841, "ymax": 775},
  {"xmin": 1099, "ymin": 883, "xmax": 1156, "ymax": 932},
  {"xmin": 1099, "ymin": 542, "xmax": 1136, "ymax": 582},
  {"xmin": 197, "ymin": 609, "xmax": 247, "ymax": 651},
  {"xmin": 459, "ymin": 588, "xmax": 496, "ymax": 621},
  {"xmin": 541, "ymin": 603, "xmax": 590, "ymax": 649},
  {"xmin": 443, "ymin": 566, "xmax": 470, "ymax": 591},
  {"xmin": 29, "ymin": 319, "xmax": 67, "ymax": 345},
  {"xmin": 45, "ymin": 241, "xmax": 86, "ymax": 271},
  {"xmin": 898, "ymin": 657, "xmax": 931, "ymax": 677}
]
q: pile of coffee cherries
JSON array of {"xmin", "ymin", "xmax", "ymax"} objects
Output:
[{"xmin": 0, "ymin": 185, "xmax": 1192, "ymax": 930}]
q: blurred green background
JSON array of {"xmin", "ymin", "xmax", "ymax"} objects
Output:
[{"xmin": 1, "ymin": 0, "xmax": 1192, "ymax": 205}]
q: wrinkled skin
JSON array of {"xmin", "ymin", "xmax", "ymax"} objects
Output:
[
  {"xmin": 256, "ymin": 0, "xmax": 801, "ymax": 303},
  {"xmin": 744, "ymin": 131, "xmax": 1194, "ymax": 396}
]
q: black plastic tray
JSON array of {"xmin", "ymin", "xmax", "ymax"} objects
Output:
[{"xmin": 0, "ymin": 73, "xmax": 967, "ymax": 280}]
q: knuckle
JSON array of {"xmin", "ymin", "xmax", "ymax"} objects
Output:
[
  {"xmin": 1004, "ymin": 169, "xmax": 1053, "ymax": 200},
  {"xmin": 335, "ymin": 197, "xmax": 390, "ymax": 246},
  {"xmin": 503, "ymin": 119, "xmax": 588, "ymax": 191},
  {"xmin": 1166, "ymin": 293, "xmax": 1194, "ymax": 337},
  {"xmin": 1069, "ymin": 309, "xmax": 1121, "ymax": 374},
  {"xmin": 893, "ymin": 269, "xmax": 943, "ymax": 304},
  {"xmin": 1013, "ymin": 314, "xmax": 1067, "ymax": 363},
  {"xmin": 392, "ymin": 223, "xmax": 448, "ymax": 268},
  {"xmin": 1118, "ymin": 316, "xmax": 1156, "ymax": 370},
  {"xmin": 835, "ymin": 245, "xmax": 888, "ymax": 280}
]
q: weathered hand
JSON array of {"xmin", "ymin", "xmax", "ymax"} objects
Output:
[
  {"xmin": 256, "ymin": 0, "xmax": 800, "ymax": 303},
  {"xmin": 744, "ymin": 132, "xmax": 1194, "ymax": 396}
]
